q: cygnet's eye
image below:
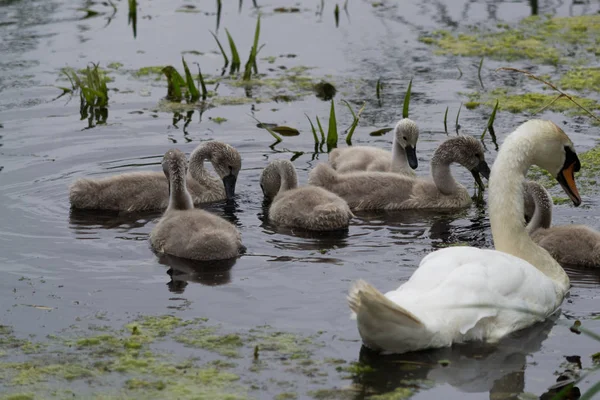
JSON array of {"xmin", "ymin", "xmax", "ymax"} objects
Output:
[{"xmin": 403, "ymin": 136, "xmax": 407, "ymax": 141}]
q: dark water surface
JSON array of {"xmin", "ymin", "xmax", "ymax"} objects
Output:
[{"xmin": 2, "ymin": 0, "xmax": 600, "ymax": 399}]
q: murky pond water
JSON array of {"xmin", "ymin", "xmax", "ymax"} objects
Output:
[{"xmin": 2, "ymin": 0, "xmax": 600, "ymax": 399}]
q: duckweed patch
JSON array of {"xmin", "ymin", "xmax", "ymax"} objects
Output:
[
  {"xmin": 0, "ymin": 316, "xmax": 395, "ymax": 399},
  {"xmin": 420, "ymin": 14, "xmax": 600, "ymax": 64},
  {"xmin": 466, "ymin": 88, "xmax": 600, "ymax": 116},
  {"xmin": 559, "ymin": 67, "xmax": 600, "ymax": 92}
]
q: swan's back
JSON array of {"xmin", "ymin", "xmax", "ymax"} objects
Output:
[
  {"xmin": 261, "ymin": 159, "xmax": 352, "ymax": 230},
  {"xmin": 150, "ymin": 209, "xmax": 243, "ymax": 261},
  {"xmin": 270, "ymin": 186, "xmax": 353, "ymax": 231},
  {"xmin": 69, "ymin": 172, "xmax": 169, "ymax": 211}
]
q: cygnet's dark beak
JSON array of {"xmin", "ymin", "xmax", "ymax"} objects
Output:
[
  {"xmin": 222, "ymin": 174, "xmax": 237, "ymax": 200},
  {"xmin": 556, "ymin": 148, "xmax": 581, "ymax": 207},
  {"xmin": 470, "ymin": 160, "xmax": 490, "ymax": 191},
  {"xmin": 405, "ymin": 145, "xmax": 418, "ymax": 170}
]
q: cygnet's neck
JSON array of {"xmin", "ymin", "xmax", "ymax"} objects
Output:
[
  {"xmin": 168, "ymin": 168, "xmax": 194, "ymax": 211},
  {"xmin": 430, "ymin": 146, "xmax": 462, "ymax": 195},
  {"xmin": 489, "ymin": 132, "xmax": 568, "ymax": 291},
  {"xmin": 276, "ymin": 162, "xmax": 298, "ymax": 194},
  {"xmin": 188, "ymin": 145, "xmax": 212, "ymax": 181},
  {"xmin": 391, "ymin": 136, "xmax": 410, "ymax": 174},
  {"xmin": 525, "ymin": 184, "xmax": 553, "ymax": 233}
]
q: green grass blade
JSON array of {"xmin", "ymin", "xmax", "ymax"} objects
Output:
[
  {"xmin": 481, "ymin": 100, "xmax": 499, "ymax": 140},
  {"xmin": 402, "ymin": 78, "xmax": 412, "ymax": 119},
  {"xmin": 225, "ymin": 29, "xmax": 241, "ymax": 74},
  {"xmin": 454, "ymin": 103, "xmax": 462, "ymax": 135},
  {"xmin": 376, "ymin": 78, "xmax": 382, "ymax": 100},
  {"xmin": 478, "ymin": 57, "xmax": 484, "ymax": 89},
  {"xmin": 128, "ymin": 0, "xmax": 137, "ymax": 38},
  {"xmin": 210, "ymin": 31, "xmax": 229, "ymax": 68},
  {"xmin": 342, "ymin": 100, "xmax": 366, "ymax": 145},
  {"xmin": 456, "ymin": 65, "xmax": 462, "ymax": 79},
  {"xmin": 316, "ymin": 116, "xmax": 326, "ymax": 144},
  {"xmin": 326, "ymin": 99, "xmax": 338, "ymax": 151},
  {"xmin": 455, "ymin": 102, "xmax": 462, "ymax": 135},
  {"xmin": 250, "ymin": 115, "xmax": 282, "ymax": 143},
  {"xmin": 306, "ymin": 114, "xmax": 319, "ymax": 145},
  {"xmin": 216, "ymin": 0, "xmax": 222, "ymax": 31},
  {"xmin": 197, "ymin": 65, "xmax": 208, "ymax": 100},
  {"xmin": 334, "ymin": 3, "xmax": 340, "ymax": 27},
  {"xmin": 444, "ymin": 106, "xmax": 449, "ymax": 134},
  {"xmin": 243, "ymin": 15, "xmax": 261, "ymax": 81},
  {"xmin": 182, "ymin": 57, "xmax": 200, "ymax": 101}
]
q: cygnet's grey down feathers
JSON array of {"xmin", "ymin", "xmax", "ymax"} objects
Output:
[
  {"xmin": 309, "ymin": 135, "xmax": 490, "ymax": 211},
  {"xmin": 260, "ymin": 159, "xmax": 353, "ymax": 231},
  {"xmin": 328, "ymin": 118, "xmax": 419, "ymax": 175},
  {"xmin": 524, "ymin": 180, "xmax": 600, "ymax": 267},
  {"xmin": 150, "ymin": 148, "xmax": 243, "ymax": 261},
  {"xmin": 69, "ymin": 141, "xmax": 242, "ymax": 212}
]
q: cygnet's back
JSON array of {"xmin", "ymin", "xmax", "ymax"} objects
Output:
[
  {"xmin": 524, "ymin": 180, "xmax": 600, "ymax": 267},
  {"xmin": 309, "ymin": 135, "xmax": 489, "ymax": 211},
  {"xmin": 260, "ymin": 159, "xmax": 353, "ymax": 231},
  {"xmin": 150, "ymin": 149, "xmax": 243, "ymax": 261},
  {"xmin": 69, "ymin": 141, "xmax": 242, "ymax": 212},
  {"xmin": 329, "ymin": 118, "xmax": 419, "ymax": 175}
]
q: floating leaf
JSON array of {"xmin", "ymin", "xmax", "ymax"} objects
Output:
[
  {"xmin": 251, "ymin": 115, "xmax": 282, "ymax": 143},
  {"xmin": 369, "ymin": 127, "xmax": 393, "ymax": 136},
  {"xmin": 271, "ymin": 126, "xmax": 300, "ymax": 136}
]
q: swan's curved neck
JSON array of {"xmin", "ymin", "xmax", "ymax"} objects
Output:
[
  {"xmin": 391, "ymin": 137, "xmax": 409, "ymax": 173},
  {"xmin": 430, "ymin": 151, "xmax": 461, "ymax": 195},
  {"xmin": 276, "ymin": 162, "xmax": 298, "ymax": 193},
  {"xmin": 188, "ymin": 146, "xmax": 211, "ymax": 181},
  {"xmin": 489, "ymin": 135, "xmax": 568, "ymax": 290},
  {"xmin": 168, "ymin": 168, "xmax": 193, "ymax": 211}
]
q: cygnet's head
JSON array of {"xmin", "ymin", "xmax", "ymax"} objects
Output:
[
  {"xmin": 435, "ymin": 135, "xmax": 490, "ymax": 191},
  {"xmin": 162, "ymin": 148, "xmax": 188, "ymax": 182},
  {"xmin": 519, "ymin": 120, "xmax": 581, "ymax": 206},
  {"xmin": 394, "ymin": 118, "xmax": 420, "ymax": 170},
  {"xmin": 192, "ymin": 141, "xmax": 242, "ymax": 200},
  {"xmin": 260, "ymin": 159, "xmax": 298, "ymax": 200}
]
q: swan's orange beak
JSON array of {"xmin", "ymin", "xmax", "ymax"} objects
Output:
[{"xmin": 556, "ymin": 160, "xmax": 581, "ymax": 207}]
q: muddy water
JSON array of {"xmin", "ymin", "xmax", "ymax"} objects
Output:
[{"xmin": 2, "ymin": 0, "xmax": 600, "ymax": 399}]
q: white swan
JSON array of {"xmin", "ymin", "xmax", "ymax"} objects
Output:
[
  {"xmin": 328, "ymin": 118, "xmax": 419, "ymax": 175},
  {"xmin": 69, "ymin": 141, "xmax": 242, "ymax": 212},
  {"xmin": 524, "ymin": 180, "xmax": 600, "ymax": 267},
  {"xmin": 260, "ymin": 159, "xmax": 353, "ymax": 231},
  {"xmin": 150, "ymin": 149, "xmax": 243, "ymax": 261},
  {"xmin": 347, "ymin": 119, "xmax": 582, "ymax": 354}
]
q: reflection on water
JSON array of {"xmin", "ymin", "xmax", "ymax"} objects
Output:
[
  {"xmin": 354, "ymin": 315, "xmax": 561, "ymax": 399},
  {"xmin": 158, "ymin": 253, "xmax": 237, "ymax": 293},
  {"xmin": 69, "ymin": 208, "xmax": 160, "ymax": 238}
]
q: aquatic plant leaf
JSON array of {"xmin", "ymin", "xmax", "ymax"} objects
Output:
[
  {"xmin": 216, "ymin": 0, "xmax": 222, "ymax": 31},
  {"xmin": 478, "ymin": 57, "xmax": 484, "ymax": 89},
  {"xmin": 342, "ymin": 100, "xmax": 366, "ymax": 145},
  {"xmin": 128, "ymin": 0, "xmax": 137, "ymax": 38},
  {"xmin": 314, "ymin": 81, "xmax": 337, "ymax": 101},
  {"xmin": 444, "ymin": 106, "xmax": 449, "ymax": 134},
  {"xmin": 334, "ymin": 4, "xmax": 340, "ymax": 27},
  {"xmin": 225, "ymin": 29, "xmax": 241, "ymax": 74},
  {"xmin": 481, "ymin": 100, "xmax": 499, "ymax": 149},
  {"xmin": 326, "ymin": 100, "xmax": 338, "ymax": 151},
  {"xmin": 182, "ymin": 57, "xmax": 200, "ymax": 102},
  {"xmin": 455, "ymin": 102, "xmax": 462, "ymax": 134},
  {"xmin": 316, "ymin": 116, "xmax": 326, "ymax": 143},
  {"xmin": 211, "ymin": 31, "xmax": 229, "ymax": 68},
  {"xmin": 271, "ymin": 126, "xmax": 300, "ymax": 136},
  {"xmin": 369, "ymin": 128, "xmax": 393, "ymax": 136},
  {"xmin": 243, "ymin": 15, "xmax": 261, "ymax": 80},
  {"xmin": 250, "ymin": 115, "xmax": 282, "ymax": 143},
  {"xmin": 402, "ymin": 78, "xmax": 412, "ymax": 119},
  {"xmin": 161, "ymin": 66, "xmax": 186, "ymax": 101},
  {"xmin": 306, "ymin": 114, "xmax": 320, "ymax": 145}
]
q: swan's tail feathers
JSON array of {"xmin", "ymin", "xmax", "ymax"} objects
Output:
[
  {"xmin": 308, "ymin": 163, "xmax": 337, "ymax": 188},
  {"xmin": 348, "ymin": 280, "xmax": 423, "ymax": 328}
]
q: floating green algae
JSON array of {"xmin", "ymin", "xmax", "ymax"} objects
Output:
[
  {"xmin": 466, "ymin": 88, "xmax": 600, "ymax": 115},
  {"xmin": 175, "ymin": 327, "xmax": 244, "ymax": 357},
  {"xmin": 559, "ymin": 67, "xmax": 600, "ymax": 92},
  {"xmin": 420, "ymin": 15, "xmax": 600, "ymax": 64}
]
